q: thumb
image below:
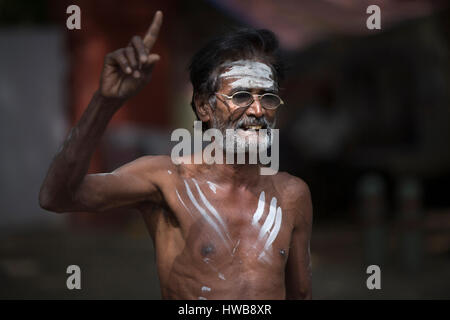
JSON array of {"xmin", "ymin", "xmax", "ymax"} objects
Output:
[{"xmin": 145, "ymin": 53, "xmax": 160, "ymax": 66}]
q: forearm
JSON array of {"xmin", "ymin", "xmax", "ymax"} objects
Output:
[
  {"xmin": 39, "ymin": 91, "xmax": 123, "ymax": 211},
  {"xmin": 40, "ymin": 11, "xmax": 163, "ymax": 212}
]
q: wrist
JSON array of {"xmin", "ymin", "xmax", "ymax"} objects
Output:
[{"xmin": 94, "ymin": 90, "xmax": 126, "ymax": 110}]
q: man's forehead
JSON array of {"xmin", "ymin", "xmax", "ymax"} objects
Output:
[
  {"xmin": 218, "ymin": 59, "xmax": 275, "ymax": 91},
  {"xmin": 220, "ymin": 60, "xmax": 274, "ymax": 78}
]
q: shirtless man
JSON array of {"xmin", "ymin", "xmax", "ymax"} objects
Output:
[{"xmin": 39, "ymin": 11, "xmax": 312, "ymax": 300}]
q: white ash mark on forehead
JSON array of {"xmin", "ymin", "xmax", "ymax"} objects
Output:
[
  {"xmin": 227, "ymin": 77, "xmax": 275, "ymax": 90},
  {"xmin": 220, "ymin": 60, "xmax": 273, "ymax": 79},
  {"xmin": 167, "ymin": 170, "xmax": 172, "ymax": 175},
  {"xmin": 219, "ymin": 60, "xmax": 275, "ymax": 90}
]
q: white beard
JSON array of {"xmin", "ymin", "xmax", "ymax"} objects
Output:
[{"xmin": 213, "ymin": 127, "xmax": 272, "ymax": 155}]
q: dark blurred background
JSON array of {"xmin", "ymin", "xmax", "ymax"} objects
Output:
[{"xmin": 1, "ymin": 0, "xmax": 449, "ymax": 299}]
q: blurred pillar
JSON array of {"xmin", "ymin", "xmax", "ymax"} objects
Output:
[
  {"xmin": 396, "ymin": 177, "xmax": 424, "ymax": 272},
  {"xmin": 357, "ymin": 174, "xmax": 387, "ymax": 266}
]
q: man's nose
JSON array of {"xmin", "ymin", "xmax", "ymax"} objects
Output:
[{"xmin": 245, "ymin": 95, "xmax": 264, "ymax": 118}]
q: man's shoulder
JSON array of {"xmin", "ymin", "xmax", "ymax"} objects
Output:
[
  {"xmin": 118, "ymin": 155, "xmax": 176, "ymax": 175},
  {"xmin": 270, "ymin": 172, "xmax": 312, "ymax": 219},
  {"xmin": 271, "ymin": 171, "xmax": 310, "ymax": 199}
]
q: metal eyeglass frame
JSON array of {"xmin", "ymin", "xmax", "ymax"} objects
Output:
[{"xmin": 215, "ymin": 91, "xmax": 284, "ymax": 110}]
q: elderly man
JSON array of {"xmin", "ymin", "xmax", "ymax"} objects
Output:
[{"xmin": 39, "ymin": 11, "xmax": 312, "ymax": 300}]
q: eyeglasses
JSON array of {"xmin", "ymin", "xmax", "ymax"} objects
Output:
[{"xmin": 216, "ymin": 91, "xmax": 284, "ymax": 110}]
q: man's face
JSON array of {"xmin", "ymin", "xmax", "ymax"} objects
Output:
[{"xmin": 210, "ymin": 60, "xmax": 279, "ymax": 152}]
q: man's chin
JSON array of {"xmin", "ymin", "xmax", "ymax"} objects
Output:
[
  {"xmin": 212, "ymin": 127, "xmax": 272, "ymax": 153},
  {"xmin": 231, "ymin": 137, "xmax": 271, "ymax": 154}
]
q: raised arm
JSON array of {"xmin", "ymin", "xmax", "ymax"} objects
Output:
[
  {"xmin": 39, "ymin": 11, "xmax": 165, "ymax": 213},
  {"xmin": 285, "ymin": 179, "xmax": 313, "ymax": 299}
]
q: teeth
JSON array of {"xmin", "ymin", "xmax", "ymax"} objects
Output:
[{"xmin": 246, "ymin": 125, "xmax": 262, "ymax": 130}]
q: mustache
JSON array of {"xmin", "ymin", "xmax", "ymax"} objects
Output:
[{"xmin": 235, "ymin": 116, "xmax": 271, "ymax": 129}]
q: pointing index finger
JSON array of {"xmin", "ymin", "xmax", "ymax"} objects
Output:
[{"xmin": 143, "ymin": 10, "xmax": 163, "ymax": 51}]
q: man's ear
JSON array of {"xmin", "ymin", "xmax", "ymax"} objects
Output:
[{"xmin": 194, "ymin": 94, "xmax": 211, "ymax": 123}]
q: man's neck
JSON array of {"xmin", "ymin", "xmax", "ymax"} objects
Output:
[{"xmin": 195, "ymin": 152, "xmax": 262, "ymax": 188}]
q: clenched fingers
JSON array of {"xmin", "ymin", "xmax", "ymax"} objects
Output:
[
  {"xmin": 130, "ymin": 36, "xmax": 149, "ymax": 65},
  {"xmin": 106, "ymin": 50, "xmax": 132, "ymax": 75},
  {"xmin": 125, "ymin": 47, "xmax": 138, "ymax": 70}
]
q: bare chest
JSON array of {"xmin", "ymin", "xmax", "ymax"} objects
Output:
[{"xmin": 165, "ymin": 178, "xmax": 294, "ymax": 267}]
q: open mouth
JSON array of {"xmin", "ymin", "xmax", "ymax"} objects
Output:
[{"xmin": 240, "ymin": 124, "xmax": 266, "ymax": 131}]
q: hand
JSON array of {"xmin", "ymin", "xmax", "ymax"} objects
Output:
[{"xmin": 99, "ymin": 11, "xmax": 163, "ymax": 100}]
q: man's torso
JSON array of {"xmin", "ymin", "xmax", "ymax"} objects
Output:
[{"xmin": 137, "ymin": 158, "xmax": 300, "ymax": 299}]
